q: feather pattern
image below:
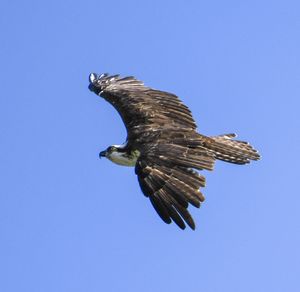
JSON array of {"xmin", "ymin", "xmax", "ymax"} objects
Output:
[{"xmin": 135, "ymin": 158, "xmax": 203, "ymax": 229}]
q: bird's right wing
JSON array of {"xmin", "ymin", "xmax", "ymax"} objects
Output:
[
  {"xmin": 88, "ymin": 73, "xmax": 198, "ymax": 143},
  {"xmin": 134, "ymin": 143, "xmax": 215, "ymax": 230}
]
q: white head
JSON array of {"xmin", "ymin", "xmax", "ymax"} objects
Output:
[{"xmin": 99, "ymin": 145, "xmax": 140, "ymax": 167}]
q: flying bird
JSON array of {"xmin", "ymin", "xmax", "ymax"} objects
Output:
[{"xmin": 88, "ymin": 73, "xmax": 260, "ymax": 230}]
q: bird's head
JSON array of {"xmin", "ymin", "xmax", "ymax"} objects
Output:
[
  {"xmin": 99, "ymin": 145, "xmax": 139, "ymax": 167},
  {"xmin": 99, "ymin": 145, "xmax": 119, "ymax": 159}
]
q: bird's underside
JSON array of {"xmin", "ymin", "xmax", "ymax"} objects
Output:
[{"xmin": 89, "ymin": 73, "xmax": 260, "ymax": 230}]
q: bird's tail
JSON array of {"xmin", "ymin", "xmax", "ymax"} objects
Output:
[{"xmin": 203, "ymin": 133, "xmax": 260, "ymax": 164}]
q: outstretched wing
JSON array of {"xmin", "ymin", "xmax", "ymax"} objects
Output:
[
  {"xmin": 88, "ymin": 73, "xmax": 197, "ymax": 144},
  {"xmin": 135, "ymin": 141, "xmax": 216, "ymax": 230}
]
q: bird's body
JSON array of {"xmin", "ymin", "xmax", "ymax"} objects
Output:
[{"xmin": 89, "ymin": 73, "xmax": 260, "ymax": 230}]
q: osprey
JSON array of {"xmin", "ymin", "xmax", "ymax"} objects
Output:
[{"xmin": 88, "ymin": 73, "xmax": 260, "ymax": 230}]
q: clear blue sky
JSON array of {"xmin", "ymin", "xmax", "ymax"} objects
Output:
[{"xmin": 1, "ymin": 1, "xmax": 299, "ymax": 291}]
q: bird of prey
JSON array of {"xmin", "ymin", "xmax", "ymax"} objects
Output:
[{"xmin": 88, "ymin": 73, "xmax": 260, "ymax": 230}]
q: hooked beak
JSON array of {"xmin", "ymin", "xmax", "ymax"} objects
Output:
[{"xmin": 99, "ymin": 150, "xmax": 107, "ymax": 159}]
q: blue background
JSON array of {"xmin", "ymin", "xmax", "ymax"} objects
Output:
[{"xmin": 1, "ymin": 1, "xmax": 299, "ymax": 291}]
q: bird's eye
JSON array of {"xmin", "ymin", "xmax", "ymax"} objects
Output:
[{"xmin": 107, "ymin": 146, "xmax": 115, "ymax": 152}]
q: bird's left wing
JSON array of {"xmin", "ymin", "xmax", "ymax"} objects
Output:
[{"xmin": 135, "ymin": 149, "xmax": 209, "ymax": 230}]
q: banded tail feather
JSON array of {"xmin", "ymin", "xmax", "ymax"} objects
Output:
[{"xmin": 205, "ymin": 133, "xmax": 260, "ymax": 164}]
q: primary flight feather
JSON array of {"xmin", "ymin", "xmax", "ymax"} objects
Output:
[{"xmin": 88, "ymin": 73, "xmax": 260, "ymax": 230}]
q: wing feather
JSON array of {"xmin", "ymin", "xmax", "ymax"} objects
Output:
[
  {"xmin": 150, "ymin": 143, "xmax": 216, "ymax": 171},
  {"xmin": 135, "ymin": 156, "xmax": 206, "ymax": 230},
  {"xmin": 149, "ymin": 195, "xmax": 172, "ymax": 224}
]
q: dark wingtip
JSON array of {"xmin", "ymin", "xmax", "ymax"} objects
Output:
[
  {"xmin": 173, "ymin": 217, "xmax": 196, "ymax": 230},
  {"xmin": 186, "ymin": 218, "xmax": 196, "ymax": 230}
]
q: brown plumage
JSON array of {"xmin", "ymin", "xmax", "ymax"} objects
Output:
[{"xmin": 89, "ymin": 73, "xmax": 260, "ymax": 230}]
